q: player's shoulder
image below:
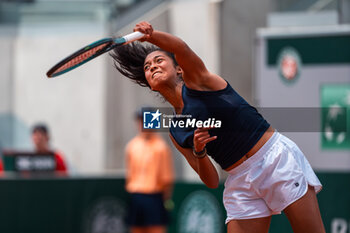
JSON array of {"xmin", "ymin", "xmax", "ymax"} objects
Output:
[{"xmin": 184, "ymin": 73, "xmax": 227, "ymax": 91}]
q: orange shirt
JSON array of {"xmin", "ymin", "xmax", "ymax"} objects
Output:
[{"xmin": 125, "ymin": 134, "xmax": 174, "ymax": 194}]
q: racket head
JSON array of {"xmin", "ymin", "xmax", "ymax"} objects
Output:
[
  {"xmin": 47, "ymin": 38, "xmax": 120, "ymax": 78},
  {"xmin": 46, "ymin": 31, "xmax": 144, "ymax": 78}
]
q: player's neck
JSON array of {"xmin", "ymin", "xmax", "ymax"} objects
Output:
[{"xmin": 159, "ymin": 81, "xmax": 184, "ymax": 114}]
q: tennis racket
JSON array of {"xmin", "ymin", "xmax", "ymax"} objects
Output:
[{"xmin": 46, "ymin": 31, "xmax": 144, "ymax": 78}]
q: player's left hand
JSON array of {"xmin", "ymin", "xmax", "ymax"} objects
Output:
[{"xmin": 193, "ymin": 127, "xmax": 217, "ymax": 153}]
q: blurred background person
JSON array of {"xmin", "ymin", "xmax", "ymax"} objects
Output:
[
  {"xmin": 125, "ymin": 108, "xmax": 174, "ymax": 233},
  {"xmin": 32, "ymin": 123, "xmax": 68, "ymax": 173}
]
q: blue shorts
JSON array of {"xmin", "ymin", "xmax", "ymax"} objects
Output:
[{"xmin": 128, "ymin": 193, "xmax": 169, "ymax": 227}]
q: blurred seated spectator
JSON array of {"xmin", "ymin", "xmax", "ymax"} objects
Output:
[{"xmin": 32, "ymin": 123, "xmax": 67, "ymax": 173}]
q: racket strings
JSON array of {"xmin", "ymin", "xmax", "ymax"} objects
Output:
[{"xmin": 53, "ymin": 43, "xmax": 110, "ymax": 75}]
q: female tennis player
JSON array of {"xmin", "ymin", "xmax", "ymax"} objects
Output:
[{"xmin": 111, "ymin": 21, "xmax": 325, "ymax": 233}]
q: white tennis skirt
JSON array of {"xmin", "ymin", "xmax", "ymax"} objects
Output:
[{"xmin": 223, "ymin": 131, "xmax": 322, "ymax": 223}]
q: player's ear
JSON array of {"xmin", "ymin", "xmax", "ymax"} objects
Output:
[{"xmin": 176, "ymin": 66, "xmax": 183, "ymax": 77}]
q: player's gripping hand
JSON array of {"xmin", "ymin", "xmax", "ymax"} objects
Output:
[
  {"xmin": 134, "ymin": 21, "xmax": 153, "ymax": 42},
  {"xmin": 193, "ymin": 127, "xmax": 217, "ymax": 154}
]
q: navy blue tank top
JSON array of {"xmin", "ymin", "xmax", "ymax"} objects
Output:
[{"xmin": 169, "ymin": 81, "xmax": 270, "ymax": 170}]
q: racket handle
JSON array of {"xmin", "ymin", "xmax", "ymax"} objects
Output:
[{"xmin": 123, "ymin": 31, "xmax": 144, "ymax": 43}]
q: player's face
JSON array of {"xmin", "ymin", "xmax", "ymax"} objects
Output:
[{"xmin": 144, "ymin": 51, "xmax": 180, "ymax": 91}]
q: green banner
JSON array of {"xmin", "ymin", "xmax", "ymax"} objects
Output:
[
  {"xmin": 168, "ymin": 183, "xmax": 225, "ymax": 233},
  {"xmin": 0, "ymin": 173, "xmax": 349, "ymax": 233},
  {"xmin": 321, "ymin": 85, "xmax": 350, "ymax": 150},
  {"xmin": 267, "ymin": 35, "xmax": 350, "ymax": 66},
  {"xmin": 0, "ymin": 176, "xmax": 129, "ymax": 233}
]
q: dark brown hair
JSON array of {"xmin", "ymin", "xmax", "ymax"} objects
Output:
[{"xmin": 110, "ymin": 42, "xmax": 178, "ymax": 88}]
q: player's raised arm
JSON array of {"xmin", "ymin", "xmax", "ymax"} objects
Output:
[{"xmin": 134, "ymin": 21, "xmax": 226, "ymax": 90}]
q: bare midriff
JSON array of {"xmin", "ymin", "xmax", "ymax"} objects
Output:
[{"xmin": 224, "ymin": 126, "xmax": 275, "ymax": 172}]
